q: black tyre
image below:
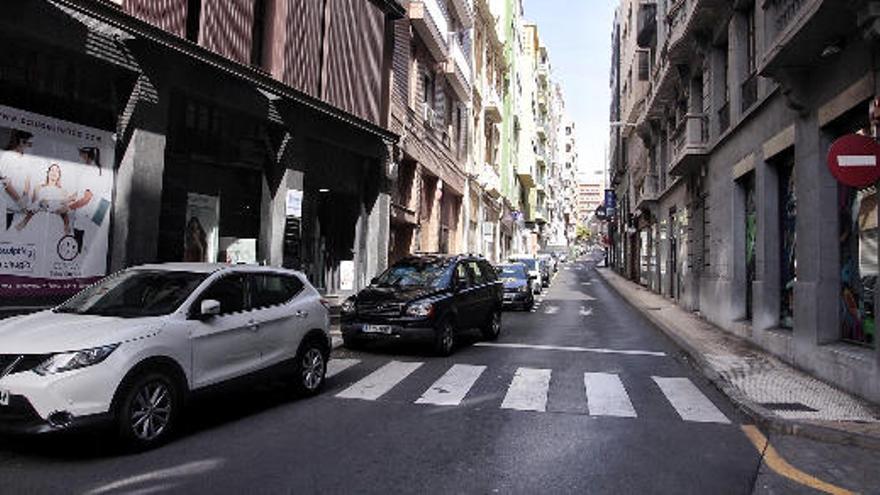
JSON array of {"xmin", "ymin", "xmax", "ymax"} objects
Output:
[
  {"xmin": 526, "ymin": 297, "xmax": 535, "ymax": 311},
  {"xmin": 481, "ymin": 310, "xmax": 502, "ymax": 340},
  {"xmin": 343, "ymin": 336, "xmax": 363, "ymax": 350},
  {"xmin": 292, "ymin": 336, "xmax": 328, "ymax": 397},
  {"xmin": 433, "ymin": 319, "xmax": 456, "ymax": 356},
  {"xmin": 115, "ymin": 370, "xmax": 182, "ymax": 451}
]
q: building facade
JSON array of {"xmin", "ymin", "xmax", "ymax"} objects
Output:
[{"xmin": 611, "ymin": 0, "xmax": 880, "ymax": 404}]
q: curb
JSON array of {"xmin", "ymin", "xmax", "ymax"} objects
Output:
[{"xmin": 594, "ymin": 267, "xmax": 880, "ymax": 452}]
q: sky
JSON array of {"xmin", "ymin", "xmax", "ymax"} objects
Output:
[{"xmin": 523, "ymin": 0, "xmax": 616, "ymax": 183}]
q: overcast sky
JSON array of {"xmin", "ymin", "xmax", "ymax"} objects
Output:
[{"xmin": 522, "ymin": 0, "xmax": 616, "ymax": 182}]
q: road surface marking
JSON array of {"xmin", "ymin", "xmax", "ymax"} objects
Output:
[
  {"xmin": 581, "ymin": 282, "xmax": 592, "ymax": 286},
  {"xmin": 579, "ymin": 306, "xmax": 593, "ymax": 316},
  {"xmin": 336, "ymin": 361, "xmax": 423, "ymax": 401},
  {"xmin": 543, "ymin": 305, "xmax": 559, "ymax": 314},
  {"xmin": 501, "ymin": 368, "xmax": 551, "ymax": 412},
  {"xmin": 741, "ymin": 425, "xmax": 854, "ymax": 495},
  {"xmin": 326, "ymin": 359, "xmax": 360, "ymax": 378},
  {"xmin": 652, "ymin": 377, "xmax": 730, "ymax": 423},
  {"xmin": 584, "ymin": 373, "xmax": 637, "ymax": 418},
  {"xmin": 415, "ymin": 364, "xmax": 487, "ymax": 406},
  {"xmin": 475, "ymin": 342, "xmax": 666, "ymax": 357}
]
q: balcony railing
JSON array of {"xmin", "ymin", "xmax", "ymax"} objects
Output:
[
  {"xmin": 668, "ymin": 113, "xmax": 709, "ymax": 176},
  {"xmin": 767, "ymin": 0, "xmax": 806, "ymax": 36},
  {"xmin": 479, "ymin": 163, "xmax": 502, "ymax": 198},
  {"xmin": 485, "ymin": 86, "xmax": 502, "ymax": 123},
  {"xmin": 408, "ymin": 0, "xmax": 449, "ymax": 60},
  {"xmin": 741, "ymin": 73, "xmax": 758, "ymax": 113}
]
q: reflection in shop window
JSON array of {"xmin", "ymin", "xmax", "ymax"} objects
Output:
[
  {"xmin": 779, "ymin": 159, "xmax": 796, "ymax": 329},
  {"xmin": 840, "ymin": 185, "xmax": 877, "ymax": 347}
]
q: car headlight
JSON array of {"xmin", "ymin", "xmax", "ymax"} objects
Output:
[
  {"xmin": 405, "ymin": 300, "xmax": 434, "ymax": 318},
  {"xmin": 520, "ymin": 285, "xmax": 530, "ymax": 293},
  {"xmin": 341, "ymin": 297, "xmax": 356, "ymax": 315},
  {"xmin": 34, "ymin": 344, "xmax": 119, "ymax": 376}
]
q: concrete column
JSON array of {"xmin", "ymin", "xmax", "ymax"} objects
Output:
[
  {"xmin": 259, "ymin": 168, "xmax": 303, "ymax": 267},
  {"xmin": 793, "ymin": 112, "xmax": 840, "ymax": 349},
  {"xmin": 753, "ymin": 152, "xmax": 781, "ymax": 331},
  {"xmin": 110, "ymin": 129, "xmax": 166, "ymax": 272}
]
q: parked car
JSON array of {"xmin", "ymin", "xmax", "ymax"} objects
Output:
[
  {"xmin": 499, "ymin": 263, "xmax": 535, "ymax": 311},
  {"xmin": 508, "ymin": 255, "xmax": 542, "ymax": 293},
  {"xmin": 340, "ymin": 255, "xmax": 502, "ymax": 356},
  {"xmin": 0, "ymin": 263, "xmax": 331, "ymax": 450}
]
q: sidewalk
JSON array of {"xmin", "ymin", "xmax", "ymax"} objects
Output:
[{"xmin": 596, "ymin": 268, "xmax": 880, "ymax": 450}]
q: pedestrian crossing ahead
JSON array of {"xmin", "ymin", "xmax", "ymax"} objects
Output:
[{"xmin": 328, "ymin": 359, "xmax": 734, "ymax": 425}]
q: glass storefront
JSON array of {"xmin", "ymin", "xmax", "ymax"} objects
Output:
[
  {"xmin": 839, "ymin": 185, "xmax": 877, "ymax": 346},
  {"xmin": 779, "ymin": 157, "xmax": 796, "ymax": 329},
  {"xmin": 744, "ymin": 173, "xmax": 756, "ymax": 320}
]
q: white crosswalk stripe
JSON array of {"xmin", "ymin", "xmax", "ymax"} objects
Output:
[
  {"xmin": 415, "ymin": 364, "xmax": 487, "ymax": 406},
  {"xmin": 653, "ymin": 377, "xmax": 731, "ymax": 424},
  {"xmin": 501, "ymin": 367, "xmax": 551, "ymax": 412},
  {"xmin": 326, "ymin": 359, "xmax": 360, "ymax": 379},
  {"xmin": 584, "ymin": 372, "xmax": 636, "ymax": 418},
  {"xmin": 336, "ymin": 361, "xmax": 423, "ymax": 401}
]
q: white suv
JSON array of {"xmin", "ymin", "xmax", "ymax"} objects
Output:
[{"xmin": 0, "ymin": 263, "xmax": 330, "ymax": 449}]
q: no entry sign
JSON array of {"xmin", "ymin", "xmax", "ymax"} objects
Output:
[{"xmin": 827, "ymin": 133, "xmax": 880, "ymax": 188}]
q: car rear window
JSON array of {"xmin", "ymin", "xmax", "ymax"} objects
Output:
[{"xmin": 251, "ymin": 274, "xmax": 304, "ymax": 309}]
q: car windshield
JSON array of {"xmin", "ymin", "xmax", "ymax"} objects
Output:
[
  {"xmin": 55, "ymin": 270, "xmax": 208, "ymax": 318},
  {"xmin": 511, "ymin": 258, "xmax": 537, "ymax": 271},
  {"xmin": 373, "ymin": 259, "xmax": 453, "ymax": 289},
  {"xmin": 499, "ymin": 264, "xmax": 527, "ymax": 279}
]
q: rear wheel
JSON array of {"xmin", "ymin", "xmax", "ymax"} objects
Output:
[
  {"xmin": 481, "ymin": 310, "xmax": 502, "ymax": 340},
  {"xmin": 433, "ymin": 319, "xmax": 456, "ymax": 356},
  {"xmin": 292, "ymin": 337, "xmax": 328, "ymax": 397},
  {"xmin": 115, "ymin": 370, "xmax": 182, "ymax": 451}
]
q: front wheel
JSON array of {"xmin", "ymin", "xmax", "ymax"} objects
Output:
[
  {"xmin": 481, "ymin": 311, "xmax": 502, "ymax": 340},
  {"xmin": 292, "ymin": 337, "xmax": 328, "ymax": 397},
  {"xmin": 116, "ymin": 371, "xmax": 182, "ymax": 451},
  {"xmin": 433, "ymin": 320, "xmax": 456, "ymax": 356}
]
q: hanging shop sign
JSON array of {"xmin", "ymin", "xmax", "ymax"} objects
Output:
[
  {"xmin": 0, "ymin": 105, "xmax": 114, "ymax": 297},
  {"xmin": 827, "ymin": 133, "xmax": 880, "ymax": 188}
]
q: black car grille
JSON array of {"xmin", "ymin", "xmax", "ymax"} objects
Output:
[
  {"xmin": 0, "ymin": 395, "xmax": 41, "ymax": 423},
  {"xmin": 356, "ymin": 303, "xmax": 405, "ymax": 318},
  {"xmin": 0, "ymin": 354, "xmax": 51, "ymax": 377}
]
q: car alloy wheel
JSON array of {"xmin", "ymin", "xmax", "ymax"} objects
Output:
[
  {"xmin": 482, "ymin": 311, "xmax": 501, "ymax": 340},
  {"xmin": 301, "ymin": 347, "xmax": 325, "ymax": 392},
  {"xmin": 128, "ymin": 378, "xmax": 174, "ymax": 443},
  {"xmin": 435, "ymin": 321, "xmax": 455, "ymax": 356}
]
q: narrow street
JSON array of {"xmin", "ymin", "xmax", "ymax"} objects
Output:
[{"xmin": 0, "ymin": 260, "xmax": 772, "ymax": 494}]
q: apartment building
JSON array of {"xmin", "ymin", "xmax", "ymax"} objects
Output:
[
  {"xmin": 0, "ymin": 0, "xmax": 403, "ymax": 307},
  {"xmin": 611, "ymin": 0, "xmax": 880, "ymax": 404},
  {"xmin": 388, "ymin": 0, "xmax": 473, "ymax": 263}
]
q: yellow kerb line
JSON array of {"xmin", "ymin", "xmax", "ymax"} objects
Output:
[{"xmin": 741, "ymin": 425, "xmax": 856, "ymax": 495}]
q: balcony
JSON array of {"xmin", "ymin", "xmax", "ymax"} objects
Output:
[
  {"xmin": 409, "ymin": 0, "xmax": 449, "ymax": 61},
  {"xmin": 668, "ymin": 113, "xmax": 709, "ymax": 176},
  {"xmin": 484, "ymin": 86, "xmax": 502, "ymax": 123},
  {"xmin": 448, "ymin": 0, "xmax": 474, "ymax": 29},
  {"xmin": 517, "ymin": 161, "xmax": 535, "ymax": 188},
  {"xmin": 636, "ymin": 2, "xmax": 657, "ymax": 48},
  {"xmin": 479, "ymin": 163, "xmax": 502, "ymax": 198},
  {"xmin": 718, "ymin": 101, "xmax": 730, "ymax": 134},
  {"xmin": 741, "ymin": 73, "xmax": 758, "ymax": 113},
  {"xmin": 636, "ymin": 174, "xmax": 659, "ymax": 212},
  {"xmin": 665, "ymin": 0, "xmax": 729, "ymax": 63},
  {"xmin": 537, "ymin": 63, "xmax": 548, "ymax": 84},
  {"xmin": 759, "ymin": 0, "xmax": 849, "ymax": 76},
  {"xmin": 447, "ymin": 36, "xmax": 472, "ymax": 100}
]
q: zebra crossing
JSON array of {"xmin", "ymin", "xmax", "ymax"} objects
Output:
[{"xmin": 327, "ymin": 359, "xmax": 733, "ymax": 425}]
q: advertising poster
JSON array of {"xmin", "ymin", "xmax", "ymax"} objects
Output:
[
  {"xmin": 219, "ymin": 237, "xmax": 257, "ymax": 264},
  {"xmin": 184, "ymin": 193, "xmax": 219, "ymax": 263},
  {"xmin": 0, "ymin": 105, "xmax": 114, "ymax": 297}
]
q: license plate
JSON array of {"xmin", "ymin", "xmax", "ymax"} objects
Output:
[
  {"xmin": 363, "ymin": 324, "xmax": 393, "ymax": 335},
  {"xmin": 0, "ymin": 389, "xmax": 9, "ymax": 407}
]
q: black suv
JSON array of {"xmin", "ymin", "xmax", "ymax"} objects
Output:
[{"xmin": 340, "ymin": 255, "xmax": 503, "ymax": 355}]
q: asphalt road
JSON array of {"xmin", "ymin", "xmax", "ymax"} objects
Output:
[{"xmin": 1, "ymin": 259, "xmax": 872, "ymax": 494}]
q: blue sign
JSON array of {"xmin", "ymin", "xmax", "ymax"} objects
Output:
[{"xmin": 604, "ymin": 189, "xmax": 617, "ymax": 217}]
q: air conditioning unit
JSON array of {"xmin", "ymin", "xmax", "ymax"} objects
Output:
[{"xmin": 423, "ymin": 106, "xmax": 436, "ymax": 128}]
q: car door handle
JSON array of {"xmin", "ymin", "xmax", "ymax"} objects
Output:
[{"xmin": 294, "ymin": 310, "xmax": 309, "ymax": 318}]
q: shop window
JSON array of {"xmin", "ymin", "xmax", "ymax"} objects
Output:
[
  {"xmin": 778, "ymin": 155, "xmax": 796, "ymax": 329},
  {"xmin": 743, "ymin": 172, "xmax": 757, "ymax": 320},
  {"xmin": 840, "ymin": 185, "xmax": 877, "ymax": 347}
]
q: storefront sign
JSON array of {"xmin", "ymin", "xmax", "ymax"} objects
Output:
[
  {"xmin": 184, "ymin": 193, "xmax": 219, "ymax": 263},
  {"xmin": 827, "ymin": 133, "xmax": 880, "ymax": 188},
  {"xmin": 286, "ymin": 189, "xmax": 303, "ymax": 217},
  {"xmin": 340, "ymin": 260, "xmax": 355, "ymax": 291},
  {"xmin": 0, "ymin": 105, "xmax": 114, "ymax": 297},
  {"xmin": 604, "ymin": 189, "xmax": 617, "ymax": 217}
]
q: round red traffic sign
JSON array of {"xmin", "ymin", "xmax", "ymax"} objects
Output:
[{"xmin": 827, "ymin": 134, "xmax": 880, "ymax": 188}]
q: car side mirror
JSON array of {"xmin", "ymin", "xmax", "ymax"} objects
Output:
[
  {"xmin": 370, "ymin": 277, "xmax": 379, "ymax": 285},
  {"xmin": 195, "ymin": 299, "xmax": 221, "ymax": 320}
]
